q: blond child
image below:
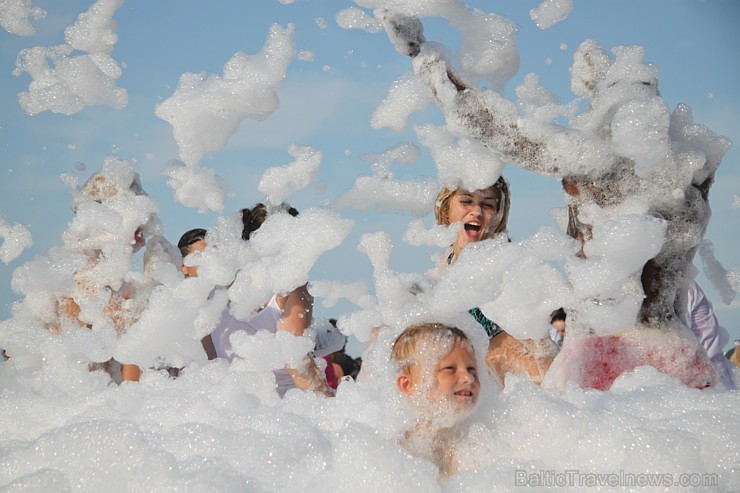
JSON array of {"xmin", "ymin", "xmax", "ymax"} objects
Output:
[{"xmin": 391, "ymin": 322, "xmax": 480, "ymax": 478}]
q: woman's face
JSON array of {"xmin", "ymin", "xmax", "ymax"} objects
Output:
[{"xmin": 448, "ymin": 187, "xmax": 500, "ymax": 252}]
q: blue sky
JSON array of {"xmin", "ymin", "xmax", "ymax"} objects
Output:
[{"xmin": 1, "ymin": 0, "xmax": 738, "ymax": 355}]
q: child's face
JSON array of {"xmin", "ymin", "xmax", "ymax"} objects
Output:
[
  {"xmin": 431, "ymin": 343, "xmax": 480, "ymax": 412},
  {"xmin": 398, "ymin": 341, "xmax": 480, "ymax": 416}
]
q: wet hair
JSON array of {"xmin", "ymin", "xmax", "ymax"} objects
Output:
[
  {"xmin": 434, "ymin": 176, "xmax": 510, "ymax": 239},
  {"xmin": 550, "ymin": 308, "xmax": 567, "ymax": 324},
  {"xmin": 240, "ymin": 202, "xmax": 299, "ymax": 240},
  {"xmin": 177, "ymin": 228, "xmax": 207, "ymax": 258},
  {"xmin": 391, "ymin": 323, "xmax": 472, "ymax": 377}
]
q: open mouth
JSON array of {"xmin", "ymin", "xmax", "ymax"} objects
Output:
[
  {"xmin": 463, "ymin": 222, "xmax": 482, "ymax": 238},
  {"xmin": 454, "ymin": 389, "xmax": 474, "ymax": 398}
]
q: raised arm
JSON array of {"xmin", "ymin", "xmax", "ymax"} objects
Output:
[{"xmin": 379, "ymin": 10, "xmax": 617, "ymax": 179}]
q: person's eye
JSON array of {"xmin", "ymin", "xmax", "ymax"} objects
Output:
[{"xmin": 468, "ymin": 367, "xmax": 477, "ymax": 375}]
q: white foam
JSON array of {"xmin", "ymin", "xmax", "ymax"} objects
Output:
[
  {"xmin": 0, "ymin": 217, "xmax": 33, "ymax": 264},
  {"xmin": 335, "ymin": 7, "xmax": 382, "ymax": 33},
  {"xmin": 12, "ymin": 0, "xmax": 127, "ymax": 116},
  {"xmin": 415, "ymin": 124, "xmax": 505, "ymax": 191},
  {"xmin": 155, "ymin": 24, "xmax": 295, "ymax": 211},
  {"xmin": 333, "ymin": 142, "xmax": 437, "ymax": 216},
  {"xmin": 530, "ymin": 0, "xmax": 574, "ymax": 30},
  {"xmin": 258, "ymin": 145, "xmax": 322, "ymax": 205},
  {"xmin": 0, "ymin": 0, "xmax": 46, "ymax": 36},
  {"xmin": 1, "ymin": 2, "xmax": 738, "ymax": 491},
  {"xmin": 371, "ymin": 72, "xmax": 432, "ymax": 132}
]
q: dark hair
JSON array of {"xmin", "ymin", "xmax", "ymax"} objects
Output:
[
  {"xmin": 331, "ymin": 352, "xmax": 358, "ymax": 379},
  {"xmin": 178, "ymin": 228, "xmax": 207, "ymax": 258},
  {"xmin": 550, "ymin": 308, "xmax": 567, "ymax": 323},
  {"xmin": 240, "ymin": 203, "xmax": 299, "ymax": 240}
]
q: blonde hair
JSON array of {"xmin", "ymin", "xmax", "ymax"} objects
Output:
[
  {"xmin": 391, "ymin": 323, "xmax": 472, "ymax": 377},
  {"xmin": 434, "ymin": 176, "xmax": 510, "ymax": 239}
]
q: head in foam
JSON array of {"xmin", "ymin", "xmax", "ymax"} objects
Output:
[
  {"xmin": 434, "ymin": 176, "xmax": 510, "ymax": 257},
  {"xmin": 177, "ymin": 228, "xmax": 207, "ymax": 278},
  {"xmin": 73, "ymin": 160, "xmax": 153, "ymax": 253},
  {"xmin": 239, "ymin": 202, "xmax": 299, "ymax": 240},
  {"xmin": 392, "ymin": 323, "xmax": 480, "ymax": 425}
]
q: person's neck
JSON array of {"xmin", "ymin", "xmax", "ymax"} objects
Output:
[{"xmin": 451, "ymin": 241, "xmax": 463, "ymax": 262}]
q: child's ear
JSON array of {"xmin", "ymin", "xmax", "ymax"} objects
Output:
[{"xmin": 396, "ymin": 372, "xmax": 415, "ymax": 396}]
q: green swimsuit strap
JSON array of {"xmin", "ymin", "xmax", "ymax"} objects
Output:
[{"xmin": 468, "ymin": 307, "xmax": 503, "ymax": 339}]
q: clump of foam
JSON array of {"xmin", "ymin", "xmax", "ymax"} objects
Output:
[
  {"xmin": 371, "ymin": 72, "xmax": 432, "ymax": 132},
  {"xmin": 155, "ymin": 23, "xmax": 295, "ymax": 212},
  {"xmin": 698, "ymin": 240, "xmax": 736, "ymax": 306},
  {"xmin": 349, "ymin": 1, "xmax": 520, "ymax": 91},
  {"xmin": 309, "ymin": 280, "xmax": 371, "ymax": 309},
  {"xmin": 162, "ymin": 160, "xmax": 228, "ymax": 214},
  {"xmin": 611, "ymin": 96, "xmax": 672, "ymax": 177},
  {"xmin": 0, "ymin": 0, "xmax": 46, "ymax": 36},
  {"xmin": 0, "ymin": 217, "xmax": 33, "ymax": 264},
  {"xmin": 529, "ymin": 0, "xmax": 573, "ymax": 30},
  {"xmin": 402, "ymin": 219, "xmax": 458, "ymax": 249},
  {"xmin": 333, "ymin": 143, "xmax": 437, "ymax": 216},
  {"xmin": 415, "ymin": 124, "xmax": 505, "ymax": 192},
  {"xmin": 12, "ymin": 0, "xmax": 127, "ymax": 115},
  {"xmin": 448, "ymin": 7, "xmax": 519, "ymax": 92},
  {"xmin": 64, "ymin": 0, "xmax": 123, "ymax": 54},
  {"xmin": 258, "ymin": 145, "xmax": 322, "ymax": 205},
  {"xmin": 516, "ymin": 72, "xmax": 578, "ymax": 123},
  {"xmin": 336, "ymin": 7, "xmax": 382, "ymax": 33},
  {"xmin": 297, "ymin": 50, "xmax": 314, "ymax": 62},
  {"xmin": 228, "ymin": 208, "xmax": 353, "ymax": 319}
]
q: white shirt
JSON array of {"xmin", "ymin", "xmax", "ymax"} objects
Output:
[
  {"xmin": 686, "ymin": 281, "xmax": 734, "ymax": 389},
  {"xmin": 211, "ymin": 294, "xmax": 296, "ymax": 396}
]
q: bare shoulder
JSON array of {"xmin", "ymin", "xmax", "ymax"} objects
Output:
[{"xmin": 283, "ymin": 284, "xmax": 313, "ymax": 306}]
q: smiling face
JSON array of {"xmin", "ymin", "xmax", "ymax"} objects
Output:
[
  {"xmin": 396, "ymin": 338, "xmax": 480, "ymax": 417},
  {"xmin": 430, "ymin": 342, "xmax": 480, "ymax": 412},
  {"xmin": 448, "ymin": 187, "xmax": 501, "ymax": 255}
]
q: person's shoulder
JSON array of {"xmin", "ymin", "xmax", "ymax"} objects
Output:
[{"xmin": 286, "ymin": 284, "xmax": 313, "ymax": 303}]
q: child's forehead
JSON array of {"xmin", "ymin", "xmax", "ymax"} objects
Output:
[
  {"xmin": 416, "ymin": 333, "xmax": 474, "ymax": 356},
  {"xmin": 443, "ymin": 339, "xmax": 476, "ymax": 358}
]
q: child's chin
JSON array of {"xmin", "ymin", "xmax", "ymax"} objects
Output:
[{"xmin": 455, "ymin": 399, "xmax": 478, "ymax": 416}]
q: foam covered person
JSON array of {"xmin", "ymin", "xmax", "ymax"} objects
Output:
[{"xmin": 434, "ymin": 177, "xmax": 554, "ymax": 387}]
